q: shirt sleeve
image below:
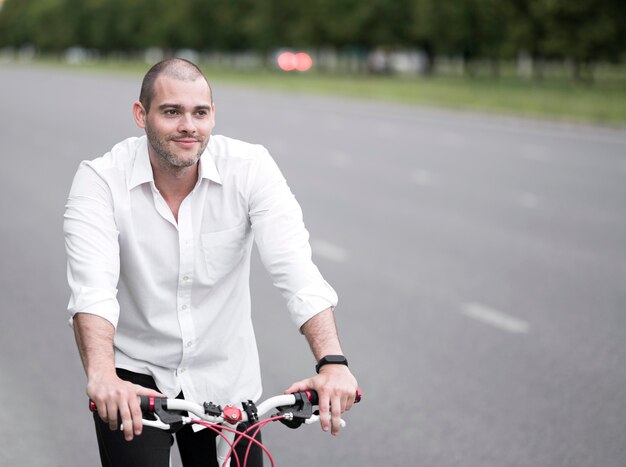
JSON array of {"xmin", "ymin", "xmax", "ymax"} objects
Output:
[
  {"xmin": 63, "ymin": 161, "xmax": 121, "ymax": 328},
  {"xmin": 247, "ymin": 147, "xmax": 338, "ymax": 328}
]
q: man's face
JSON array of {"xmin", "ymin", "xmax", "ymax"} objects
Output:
[{"xmin": 134, "ymin": 75, "xmax": 215, "ymax": 169}]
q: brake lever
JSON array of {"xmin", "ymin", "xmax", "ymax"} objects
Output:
[
  {"xmin": 305, "ymin": 413, "xmax": 346, "ymax": 428},
  {"xmin": 122, "ymin": 415, "xmax": 171, "ymax": 431},
  {"xmin": 277, "ymin": 392, "xmax": 314, "ymax": 429}
]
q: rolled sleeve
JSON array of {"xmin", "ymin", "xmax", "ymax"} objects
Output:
[
  {"xmin": 64, "ymin": 162, "xmax": 121, "ymax": 328},
  {"xmin": 287, "ymin": 281, "xmax": 338, "ymax": 328},
  {"xmin": 67, "ymin": 285, "xmax": 120, "ymax": 327}
]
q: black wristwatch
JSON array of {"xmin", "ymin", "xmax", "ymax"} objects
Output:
[{"xmin": 315, "ymin": 355, "xmax": 348, "ymax": 373}]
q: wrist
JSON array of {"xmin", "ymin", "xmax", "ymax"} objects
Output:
[
  {"xmin": 315, "ymin": 354, "xmax": 348, "ymax": 374},
  {"xmin": 87, "ymin": 366, "xmax": 118, "ymax": 382}
]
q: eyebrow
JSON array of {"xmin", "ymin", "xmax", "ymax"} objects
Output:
[{"xmin": 158, "ymin": 103, "xmax": 212, "ymax": 111}]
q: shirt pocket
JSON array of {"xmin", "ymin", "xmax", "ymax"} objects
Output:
[{"xmin": 200, "ymin": 223, "xmax": 249, "ymax": 285}]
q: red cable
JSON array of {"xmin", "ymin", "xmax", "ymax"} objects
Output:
[
  {"xmin": 242, "ymin": 416, "xmax": 284, "ymax": 465},
  {"xmin": 226, "ymin": 415, "xmax": 285, "ymax": 466},
  {"xmin": 221, "ymin": 422, "xmax": 275, "ymax": 467},
  {"xmin": 191, "ymin": 420, "xmax": 241, "ymax": 467},
  {"xmin": 192, "ymin": 419, "xmax": 276, "ymax": 467},
  {"xmin": 244, "ymin": 425, "xmax": 263, "ymax": 466}
]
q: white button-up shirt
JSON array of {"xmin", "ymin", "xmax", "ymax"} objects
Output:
[{"xmin": 64, "ymin": 135, "xmax": 337, "ymax": 407}]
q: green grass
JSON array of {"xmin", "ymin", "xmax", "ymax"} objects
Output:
[
  {"xmin": 211, "ymin": 70, "xmax": 626, "ymax": 126},
  {"xmin": 31, "ymin": 58, "xmax": 626, "ymax": 127}
]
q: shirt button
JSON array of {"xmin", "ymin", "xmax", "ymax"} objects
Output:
[
  {"xmin": 181, "ymin": 305, "xmax": 188, "ymax": 310},
  {"xmin": 179, "ymin": 368, "xmax": 187, "ymax": 374},
  {"xmin": 183, "ymin": 275, "xmax": 190, "ymax": 281},
  {"xmin": 186, "ymin": 341, "xmax": 193, "ymax": 348}
]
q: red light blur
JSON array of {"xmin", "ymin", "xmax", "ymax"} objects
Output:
[
  {"xmin": 278, "ymin": 52, "xmax": 296, "ymax": 71},
  {"xmin": 277, "ymin": 52, "xmax": 313, "ymax": 72},
  {"xmin": 294, "ymin": 53, "xmax": 313, "ymax": 71}
]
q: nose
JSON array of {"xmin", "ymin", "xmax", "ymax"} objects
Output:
[{"xmin": 178, "ymin": 113, "xmax": 196, "ymax": 134}]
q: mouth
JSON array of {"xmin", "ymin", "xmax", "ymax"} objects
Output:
[{"xmin": 171, "ymin": 138, "xmax": 200, "ymax": 149}]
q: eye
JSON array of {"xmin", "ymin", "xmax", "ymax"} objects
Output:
[
  {"xmin": 196, "ymin": 110, "xmax": 209, "ymax": 117},
  {"xmin": 164, "ymin": 109, "xmax": 179, "ymax": 116}
]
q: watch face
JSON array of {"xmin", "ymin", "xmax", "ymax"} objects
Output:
[{"xmin": 326, "ymin": 355, "xmax": 346, "ymax": 364}]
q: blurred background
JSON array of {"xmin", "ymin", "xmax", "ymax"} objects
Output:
[
  {"xmin": 1, "ymin": 0, "xmax": 626, "ymax": 123},
  {"xmin": 1, "ymin": 1, "xmax": 625, "ymax": 466}
]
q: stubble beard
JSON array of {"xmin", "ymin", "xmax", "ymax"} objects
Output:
[{"xmin": 145, "ymin": 124, "xmax": 208, "ymax": 171}]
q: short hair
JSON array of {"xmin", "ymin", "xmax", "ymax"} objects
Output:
[{"xmin": 139, "ymin": 58, "xmax": 213, "ymax": 112}]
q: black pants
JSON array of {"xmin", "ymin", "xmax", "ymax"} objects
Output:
[{"xmin": 94, "ymin": 369, "xmax": 263, "ymax": 467}]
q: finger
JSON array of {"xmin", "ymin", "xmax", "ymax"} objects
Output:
[
  {"xmin": 95, "ymin": 399, "xmax": 109, "ymax": 424},
  {"xmin": 106, "ymin": 401, "xmax": 119, "ymax": 431},
  {"xmin": 118, "ymin": 403, "xmax": 134, "ymax": 441},
  {"xmin": 343, "ymin": 391, "xmax": 355, "ymax": 413},
  {"xmin": 284, "ymin": 379, "xmax": 311, "ymax": 395},
  {"xmin": 330, "ymin": 395, "xmax": 342, "ymax": 435},
  {"xmin": 129, "ymin": 393, "xmax": 144, "ymax": 437},
  {"xmin": 318, "ymin": 392, "xmax": 331, "ymax": 433},
  {"xmin": 135, "ymin": 386, "xmax": 166, "ymax": 398}
]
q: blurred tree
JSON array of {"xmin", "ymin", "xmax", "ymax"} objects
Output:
[
  {"xmin": 202, "ymin": 0, "xmax": 258, "ymax": 51},
  {"xmin": 501, "ymin": 0, "xmax": 549, "ymax": 79},
  {"xmin": 540, "ymin": 0, "xmax": 623, "ymax": 81},
  {"xmin": 314, "ymin": 0, "xmax": 364, "ymax": 49},
  {"xmin": 409, "ymin": 0, "xmax": 510, "ymax": 76},
  {"xmin": 352, "ymin": 0, "xmax": 411, "ymax": 49},
  {"xmin": 140, "ymin": 0, "xmax": 193, "ymax": 50},
  {"xmin": 407, "ymin": 0, "xmax": 448, "ymax": 74},
  {"xmin": 35, "ymin": 0, "xmax": 79, "ymax": 50},
  {"xmin": 0, "ymin": 0, "xmax": 34, "ymax": 47},
  {"xmin": 0, "ymin": 0, "xmax": 623, "ymax": 81},
  {"xmin": 79, "ymin": 0, "xmax": 116, "ymax": 50}
]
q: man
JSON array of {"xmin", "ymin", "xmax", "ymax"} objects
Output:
[{"xmin": 64, "ymin": 58, "xmax": 358, "ymax": 467}]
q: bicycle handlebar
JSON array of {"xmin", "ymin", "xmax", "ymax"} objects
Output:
[
  {"xmin": 89, "ymin": 388, "xmax": 361, "ymax": 466},
  {"xmin": 90, "ymin": 387, "xmax": 361, "ymax": 429}
]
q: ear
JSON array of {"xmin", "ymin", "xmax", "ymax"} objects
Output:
[
  {"xmin": 133, "ymin": 101, "xmax": 147, "ymax": 129},
  {"xmin": 209, "ymin": 102, "xmax": 216, "ymax": 129}
]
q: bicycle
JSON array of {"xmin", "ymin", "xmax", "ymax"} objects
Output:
[{"xmin": 90, "ymin": 388, "xmax": 362, "ymax": 467}]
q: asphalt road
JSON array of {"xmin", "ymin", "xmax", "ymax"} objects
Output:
[{"xmin": 1, "ymin": 64, "xmax": 625, "ymax": 467}]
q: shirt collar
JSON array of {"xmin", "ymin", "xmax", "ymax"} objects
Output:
[
  {"xmin": 128, "ymin": 136, "xmax": 222, "ymax": 190},
  {"xmin": 128, "ymin": 136, "xmax": 154, "ymax": 189},
  {"xmin": 199, "ymin": 143, "xmax": 222, "ymax": 185}
]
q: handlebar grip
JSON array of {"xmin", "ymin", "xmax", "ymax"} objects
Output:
[
  {"xmin": 89, "ymin": 396, "xmax": 161, "ymax": 414},
  {"xmin": 305, "ymin": 387, "xmax": 362, "ymax": 405},
  {"xmin": 139, "ymin": 396, "xmax": 154, "ymax": 413}
]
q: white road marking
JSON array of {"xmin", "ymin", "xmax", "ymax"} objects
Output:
[
  {"xmin": 518, "ymin": 192, "xmax": 540, "ymax": 209},
  {"xmin": 410, "ymin": 169, "xmax": 434, "ymax": 186},
  {"xmin": 311, "ymin": 239, "xmax": 348, "ymax": 263},
  {"xmin": 462, "ymin": 303, "xmax": 530, "ymax": 334}
]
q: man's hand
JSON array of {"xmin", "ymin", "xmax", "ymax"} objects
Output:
[
  {"xmin": 88, "ymin": 373, "xmax": 165, "ymax": 441},
  {"xmin": 285, "ymin": 364, "xmax": 359, "ymax": 436},
  {"xmin": 73, "ymin": 313, "xmax": 165, "ymax": 441}
]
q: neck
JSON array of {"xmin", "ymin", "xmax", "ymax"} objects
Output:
[{"xmin": 149, "ymin": 152, "xmax": 199, "ymax": 221}]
